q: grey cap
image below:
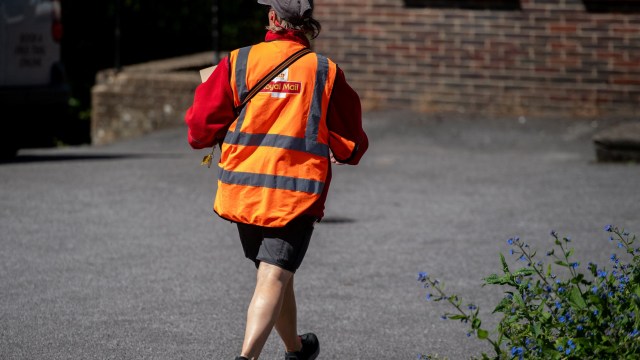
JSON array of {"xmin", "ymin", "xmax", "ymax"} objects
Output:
[{"xmin": 258, "ymin": 0, "xmax": 313, "ymax": 24}]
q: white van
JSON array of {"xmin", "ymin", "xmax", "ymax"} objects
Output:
[{"xmin": 0, "ymin": 0, "xmax": 69, "ymax": 157}]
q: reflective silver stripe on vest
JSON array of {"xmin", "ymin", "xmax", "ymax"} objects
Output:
[
  {"xmin": 225, "ymin": 48, "xmax": 330, "ymax": 158},
  {"xmin": 306, "ymin": 54, "xmax": 329, "ymax": 146},
  {"xmin": 226, "ymin": 46, "xmax": 252, "ymax": 145},
  {"xmin": 235, "ymin": 46, "xmax": 251, "ymax": 104},
  {"xmin": 230, "ymin": 132, "xmax": 328, "ymax": 157},
  {"xmin": 219, "ymin": 169, "xmax": 325, "ymax": 195}
]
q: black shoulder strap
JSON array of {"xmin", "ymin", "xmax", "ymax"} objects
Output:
[
  {"xmin": 234, "ymin": 47, "xmax": 313, "ymax": 114},
  {"xmin": 201, "ymin": 47, "xmax": 313, "ymax": 168}
]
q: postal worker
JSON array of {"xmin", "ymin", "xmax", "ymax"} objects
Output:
[{"xmin": 185, "ymin": 0, "xmax": 368, "ymax": 358}]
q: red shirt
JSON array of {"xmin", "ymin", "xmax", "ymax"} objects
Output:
[{"xmin": 185, "ymin": 31, "xmax": 368, "ymax": 219}]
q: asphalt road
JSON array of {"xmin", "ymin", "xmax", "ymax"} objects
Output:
[{"xmin": 1, "ymin": 111, "xmax": 639, "ymax": 359}]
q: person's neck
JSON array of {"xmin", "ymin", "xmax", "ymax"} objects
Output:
[{"xmin": 265, "ymin": 29, "xmax": 311, "ymax": 48}]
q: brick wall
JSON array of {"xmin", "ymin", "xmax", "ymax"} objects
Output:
[{"xmin": 314, "ymin": 0, "xmax": 640, "ymax": 117}]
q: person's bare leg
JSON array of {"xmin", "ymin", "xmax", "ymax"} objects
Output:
[
  {"xmin": 240, "ymin": 262, "xmax": 293, "ymax": 359},
  {"xmin": 274, "ymin": 276, "xmax": 303, "ymax": 352}
]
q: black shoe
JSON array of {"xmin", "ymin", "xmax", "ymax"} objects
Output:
[
  {"xmin": 285, "ymin": 333, "xmax": 319, "ymax": 360},
  {"xmin": 235, "ymin": 357, "xmax": 249, "ymax": 360}
]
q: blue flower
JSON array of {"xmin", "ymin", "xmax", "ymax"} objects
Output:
[
  {"xmin": 559, "ymin": 315, "xmax": 566, "ymax": 323},
  {"xmin": 468, "ymin": 304, "xmax": 477, "ymax": 310},
  {"xmin": 507, "ymin": 238, "xmax": 514, "ymax": 245},
  {"xmin": 597, "ymin": 270, "xmax": 607, "ymax": 278},
  {"xmin": 568, "ymin": 339, "xmax": 575, "ymax": 349},
  {"xmin": 593, "ymin": 309, "xmax": 599, "ymax": 316},
  {"xmin": 558, "ymin": 287, "xmax": 566, "ymax": 294},
  {"xmin": 557, "ymin": 345, "xmax": 564, "ymax": 352},
  {"xmin": 591, "ymin": 286, "xmax": 598, "ymax": 294},
  {"xmin": 604, "ymin": 224, "xmax": 613, "ymax": 232},
  {"xmin": 466, "ymin": 332, "xmax": 472, "ymax": 337},
  {"xmin": 417, "ymin": 272, "xmax": 428, "ymax": 282},
  {"xmin": 570, "ymin": 262, "xmax": 579, "ymax": 269},
  {"xmin": 609, "ymin": 236, "xmax": 614, "ymax": 242},
  {"xmin": 509, "ymin": 249, "xmax": 515, "ymax": 255},
  {"xmin": 426, "ymin": 293, "xmax": 432, "ymax": 301},
  {"xmin": 555, "ymin": 301, "xmax": 562, "ymax": 309},
  {"xmin": 577, "ymin": 325, "xmax": 584, "ymax": 331},
  {"xmin": 630, "ymin": 329, "xmax": 639, "ymax": 337},
  {"xmin": 511, "ymin": 346, "xmax": 524, "ymax": 358},
  {"xmin": 618, "ymin": 242, "xmax": 624, "ymax": 248},
  {"xmin": 565, "ymin": 348, "xmax": 571, "ymax": 355}
]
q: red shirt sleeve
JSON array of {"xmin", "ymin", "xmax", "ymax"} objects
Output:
[
  {"xmin": 184, "ymin": 56, "xmax": 236, "ymax": 149},
  {"xmin": 327, "ymin": 67, "xmax": 369, "ymax": 165}
]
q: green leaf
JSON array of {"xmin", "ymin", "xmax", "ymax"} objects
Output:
[
  {"xmin": 514, "ymin": 268, "xmax": 535, "ymax": 277},
  {"xmin": 555, "ymin": 260, "xmax": 570, "ymax": 267},
  {"xmin": 513, "ymin": 292, "xmax": 525, "ymax": 307},
  {"xmin": 472, "ymin": 318, "xmax": 481, "ymax": 330},
  {"xmin": 492, "ymin": 297, "xmax": 512, "ymax": 314},
  {"xmin": 569, "ymin": 287, "xmax": 587, "ymax": 309},
  {"xmin": 571, "ymin": 273, "xmax": 585, "ymax": 284},
  {"xmin": 500, "ymin": 253, "xmax": 510, "ymax": 274},
  {"xmin": 484, "ymin": 274, "xmax": 512, "ymax": 285},
  {"xmin": 477, "ymin": 329, "xmax": 489, "ymax": 339},
  {"xmin": 533, "ymin": 323, "xmax": 541, "ymax": 336}
]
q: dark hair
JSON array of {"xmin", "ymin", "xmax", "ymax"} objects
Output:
[
  {"xmin": 302, "ymin": 16, "xmax": 322, "ymax": 39},
  {"xmin": 267, "ymin": 10, "xmax": 322, "ymax": 39}
]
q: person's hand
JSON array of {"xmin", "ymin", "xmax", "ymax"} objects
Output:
[{"xmin": 330, "ymin": 151, "xmax": 345, "ymax": 165}]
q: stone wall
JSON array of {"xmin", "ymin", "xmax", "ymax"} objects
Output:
[
  {"xmin": 91, "ymin": 52, "xmax": 219, "ymax": 145},
  {"xmin": 314, "ymin": 0, "xmax": 640, "ymax": 117}
]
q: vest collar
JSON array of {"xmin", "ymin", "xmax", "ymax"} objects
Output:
[{"xmin": 265, "ymin": 30, "xmax": 311, "ymax": 48}]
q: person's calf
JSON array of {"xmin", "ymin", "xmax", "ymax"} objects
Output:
[{"xmin": 241, "ymin": 263, "xmax": 294, "ymax": 358}]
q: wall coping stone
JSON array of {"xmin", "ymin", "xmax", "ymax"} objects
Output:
[
  {"xmin": 91, "ymin": 52, "xmax": 226, "ymax": 146},
  {"xmin": 593, "ymin": 122, "xmax": 640, "ymax": 162}
]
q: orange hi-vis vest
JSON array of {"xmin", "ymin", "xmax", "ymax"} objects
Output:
[{"xmin": 214, "ymin": 40, "xmax": 343, "ymax": 227}]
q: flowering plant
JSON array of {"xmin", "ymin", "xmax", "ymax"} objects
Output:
[{"xmin": 417, "ymin": 225, "xmax": 640, "ymax": 359}]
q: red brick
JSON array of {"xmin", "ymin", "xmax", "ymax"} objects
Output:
[
  {"xmin": 548, "ymin": 24, "xmax": 578, "ymax": 33},
  {"xmin": 314, "ymin": 0, "xmax": 640, "ymax": 117}
]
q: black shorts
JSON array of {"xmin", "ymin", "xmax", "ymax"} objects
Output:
[{"xmin": 237, "ymin": 216, "xmax": 316, "ymax": 273}]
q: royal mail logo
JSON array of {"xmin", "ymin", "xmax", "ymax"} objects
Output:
[
  {"xmin": 261, "ymin": 81, "xmax": 302, "ymax": 94},
  {"xmin": 260, "ymin": 68, "xmax": 301, "ymax": 98}
]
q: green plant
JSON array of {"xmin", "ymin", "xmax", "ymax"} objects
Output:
[{"xmin": 417, "ymin": 225, "xmax": 640, "ymax": 359}]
